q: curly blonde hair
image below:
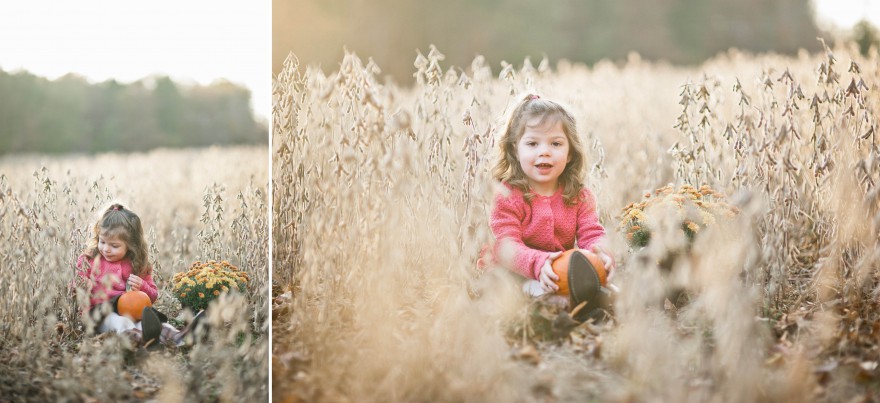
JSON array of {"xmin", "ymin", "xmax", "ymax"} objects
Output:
[
  {"xmin": 492, "ymin": 93, "xmax": 587, "ymax": 205},
  {"xmin": 83, "ymin": 203, "xmax": 151, "ymax": 277}
]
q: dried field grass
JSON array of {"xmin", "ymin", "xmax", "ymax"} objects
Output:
[
  {"xmin": 0, "ymin": 146, "xmax": 269, "ymax": 401},
  {"xmin": 273, "ymin": 44, "xmax": 880, "ymax": 402}
]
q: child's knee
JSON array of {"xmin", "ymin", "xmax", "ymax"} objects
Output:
[
  {"xmin": 522, "ymin": 279, "xmax": 548, "ymax": 297},
  {"xmin": 98, "ymin": 313, "xmax": 136, "ymax": 333}
]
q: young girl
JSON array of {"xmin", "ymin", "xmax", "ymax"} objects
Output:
[
  {"xmin": 489, "ymin": 94, "xmax": 615, "ymax": 313},
  {"xmin": 76, "ymin": 203, "xmax": 204, "ymax": 348}
]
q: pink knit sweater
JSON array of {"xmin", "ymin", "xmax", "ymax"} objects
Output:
[
  {"xmin": 490, "ymin": 183, "xmax": 606, "ymax": 280},
  {"xmin": 76, "ymin": 254, "xmax": 158, "ymax": 310}
]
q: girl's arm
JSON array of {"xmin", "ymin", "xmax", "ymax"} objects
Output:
[
  {"xmin": 490, "ymin": 194, "xmax": 552, "ymax": 280},
  {"xmin": 74, "ymin": 254, "xmax": 96, "ymax": 288},
  {"xmin": 575, "ymin": 188, "xmax": 606, "ymax": 250},
  {"xmin": 138, "ymin": 266, "xmax": 159, "ymax": 303},
  {"xmin": 75, "ymin": 254, "xmax": 91, "ymax": 278},
  {"xmin": 575, "ymin": 188, "xmax": 617, "ymax": 279},
  {"xmin": 71, "ymin": 254, "xmax": 92, "ymax": 294}
]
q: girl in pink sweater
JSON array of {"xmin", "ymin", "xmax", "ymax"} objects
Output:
[
  {"xmin": 75, "ymin": 203, "xmax": 204, "ymax": 348},
  {"xmin": 490, "ymin": 94, "xmax": 616, "ymax": 298}
]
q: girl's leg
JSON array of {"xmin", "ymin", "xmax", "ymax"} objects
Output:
[
  {"xmin": 98, "ymin": 313, "xmax": 143, "ymax": 346},
  {"xmin": 522, "ymin": 279, "xmax": 548, "ymax": 297},
  {"xmin": 159, "ymin": 323, "xmax": 181, "ymax": 344},
  {"xmin": 160, "ymin": 310, "xmax": 208, "ymax": 346},
  {"xmin": 98, "ymin": 313, "xmax": 136, "ymax": 334},
  {"xmin": 523, "ymin": 279, "xmax": 569, "ymax": 309}
]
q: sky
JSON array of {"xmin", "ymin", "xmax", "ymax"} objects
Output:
[
  {"xmin": 0, "ymin": 1, "xmax": 270, "ymax": 122},
  {"xmin": 814, "ymin": 0, "xmax": 880, "ymax": 29},
  {"xmin": 0, "ymin": 0, "xmax": 875, "ymax": 127}
]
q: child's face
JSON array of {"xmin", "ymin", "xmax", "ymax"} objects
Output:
[
  {"xmin": 98, "ymin": 231, "xmax": 128, "ymax": 262},
  {"xmin": 516, "ymin": 117, "xmax": 570, "ymax": 195}
]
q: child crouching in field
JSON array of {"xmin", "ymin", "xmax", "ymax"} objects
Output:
[
  {"xmin": 74, "ymin": 203, "xmax": 206, "ymax": 348},
  {"xmin": 488, "ymin": 94, "xmax": 616, "ymax": 320}
]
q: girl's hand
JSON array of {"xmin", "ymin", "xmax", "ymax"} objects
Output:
[
  {"xmin": 539, "ymin": 251, "xmax": 563, "ymax": 293},
  {"xmin": 591, "ymin": 245, "xmax": 617, "ymax": 283},
  {"xmin": 127, "ymin": 274, "xmax": 144, "ymax": 291}
]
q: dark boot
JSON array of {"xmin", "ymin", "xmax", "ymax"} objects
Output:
[
  {"xmin": 567, "ymin": 250, "xmax": 604, "ymax": 322},
  {"xmin": 141, "ymin": 306, "xmax": 162, "ymax": 350},
  {"xmin": 147, "ymin": 306, "xmax": 168, "ymax": 323}
]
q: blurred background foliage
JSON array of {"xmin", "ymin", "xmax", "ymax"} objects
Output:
[
  {"xmin": 854, "ymin": 19, "xmax": 880, "ymax": 54},
  {"xmin": 274, "ymin": 0, "xmax": 841, "ymax": 82},
  {"xmin": 0, "ymin": 71, "xmax": 266, "ymax": 155}
]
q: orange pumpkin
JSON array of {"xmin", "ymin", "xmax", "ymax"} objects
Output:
[
  {"xmin": 118, "ymin": 290, "xmax": 152, "ymax": 321},
  {"xmin": 551, "ymin": 249, "xmax": 608, "ymax": 295}
]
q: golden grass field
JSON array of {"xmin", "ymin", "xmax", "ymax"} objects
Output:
[
  {"xmin": 0, "ymin": 145, "xmax": 269, "ymax": 401},
  {"xmin": 273, "ymin": 43, "xmax": 880, "ymax": 402}
]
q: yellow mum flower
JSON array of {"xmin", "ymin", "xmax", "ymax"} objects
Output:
[
  {"xmin": 701, "ymin": 211, "xmax": 716, "ymax": 225},
  {"xmin": 619, "ymin": 183, "xmax": 737, "ymax": 248}
]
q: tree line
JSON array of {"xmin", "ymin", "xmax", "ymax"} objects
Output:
[
  {"xmin": 274, "ymin": 0, "xmax": 823, "ymax": 82},
  {"xmin": 0, "ymin": 70, "xmax": 266, "ymax": 155}
]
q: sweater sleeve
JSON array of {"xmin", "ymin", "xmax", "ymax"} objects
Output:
[
  {"xmin": 76, "ymin": 254, "xmax": 92, "ymax": 279},
  {"xmin": 576, "ymin": 188, "xmax": 606, "ymax": 250},
  {"xmin": 138, "ymin": 265, "xmax": 159, "ymax": 303},
  {"xmin": 71, "ymin": 254, "xmax": 91, "ymax": 294},
  {"xmin": 490, "ymin": 193, "xmax": 551, "ymax": 280}
]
